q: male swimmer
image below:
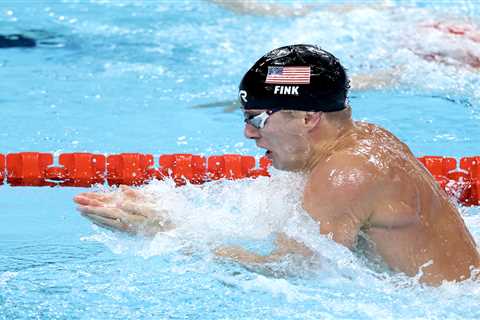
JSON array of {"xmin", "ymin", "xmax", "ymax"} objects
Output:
[
  {"xmin": 74, "ymin": 44, "xmax": 480, "ymax": 286},
  {"xmin": 213, "ymin": 1, "xmax": 480, "ymax": 87},
  {"xmin": 0, "ymin": 34, "xmax": 36, "ymax": 48}
]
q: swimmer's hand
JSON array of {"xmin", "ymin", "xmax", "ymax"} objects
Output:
[
  {"xmin": 214, "ymin": 233, "xmax": 313, "ymax": 264},
  {"xmin": 74, "ymin": 186, "xmax": 174, "ymax": 236}
]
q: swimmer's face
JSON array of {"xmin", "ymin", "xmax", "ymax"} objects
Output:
[{"xmin": 243, "ymin": 109, "xmax": 313, "ymax": 171}]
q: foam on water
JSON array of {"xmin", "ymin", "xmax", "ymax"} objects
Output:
[
  {"xmin": 271, "ymin": 5, "xmax": 480, "ymax": 102},
  {"xmin": 87, "ymin": 172, "xmax": 309, "ymax": 253},
  {"xmin": 78, "ymin": 170, "xmax": 480, "ymax": 319},
  {"xmin": 0, "ymin": 272, "xmax": 18, "ymax": 287}
]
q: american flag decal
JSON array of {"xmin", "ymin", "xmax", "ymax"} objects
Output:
[{"xmin": 265, "ymin": 66, "xmax": 311, "ymax": 84}]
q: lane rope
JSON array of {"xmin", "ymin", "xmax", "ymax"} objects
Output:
[{"xmin": 1, "ymin": 152, "xmax": 480, "ymax": 206}]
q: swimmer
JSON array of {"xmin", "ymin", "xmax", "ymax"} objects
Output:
[
  {"xmin": 74, "ymin": 44, "xmax": 480, "ymax": 286},
  {"xmin": 0, "ymin": 34, "xmax": 36, "ymax": 48},
  {"xmin": 212, "ymin": 1, "xmax": 480, "ymax": 90},
  {"xmin": 190, "ymin": 4, "xmax": 480, "ymax": 112}
]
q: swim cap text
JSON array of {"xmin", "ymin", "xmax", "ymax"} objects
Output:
[{"xmin": 274, "ymin": 86, "xmax": 299, "ymax": 95}]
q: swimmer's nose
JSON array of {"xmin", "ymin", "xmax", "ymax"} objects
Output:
[{"xmin": 244, "ymin": 123, "xmax": 261, "ymax": 139}]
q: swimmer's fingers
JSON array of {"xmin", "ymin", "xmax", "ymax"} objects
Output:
[
  {"xmin": 115, "ymin": 201, "xmax": 148, "ymax": 218},
  {"xmin": 74, "ymin": 195, "xmax": 108, "ymax": 207},
  {"xmin": 74, "ymin": 192, "xmax": 114, "ymax": 205},
  {"xmin": 77, "ymin": 205, "xmax": 145, "ymax": 223},
  {"xmin": 74, "ymin": 186, "xmax": 144, "ymax": 207},
  {"xmin": 81, "ymin": 212, "xmax": 127, "ymax": 233},
  {"xmin": 76, "ymin": 204, "xmax": 123, "ymax": 220},
  {"xmin": 78, "ymin": 205, "xmax": 146, "ymax": 234},
  {"xmin": 119, "ymin": 185, "xmax": 145, "ymax": 200},
  {"xmin": 115, "ymin": 201, "xmax": 174, "ymax": 234},
  {"xmin": 115, "ymin": 200, "xmax": 163, "ymax": 220},
  {"xmin": 119, "ymin": 185, "xmax": 136, "ymax": 196}
]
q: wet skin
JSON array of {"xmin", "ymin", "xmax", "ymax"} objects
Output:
[{"xmin": 243, "ymin": 109, "xmax": 480, "ymax": 285}]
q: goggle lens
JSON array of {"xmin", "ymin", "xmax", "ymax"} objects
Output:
[{"xmin": 244, "ymin": 109, "xmax": 279, "ymax": 129}]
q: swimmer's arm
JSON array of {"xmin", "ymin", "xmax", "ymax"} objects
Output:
[
  {"xmin": 210, "ymin": 1, "xmax": 395, "ymax": 17},
  {"xmin": 215, "ymin": 233, "xmax": 313, "ymax": 264},
  {"xmin": 304, "ymin": 157, "xmax": 377, "ymax": 249},
  {"xmin": 350, "ymin": 65, "xmax": 405, "ymax": 91},
  {"xmin": 192, "ymin": 99, "xmax": 239, "ymax": 113},
  {"xmin": 210, "ymin": 0, "xmax": 316, "ymax": 17}
]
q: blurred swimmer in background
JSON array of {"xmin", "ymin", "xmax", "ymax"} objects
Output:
[{"xmin": 209, "ymin": 1, "xmax": 480, "ymax": 94}]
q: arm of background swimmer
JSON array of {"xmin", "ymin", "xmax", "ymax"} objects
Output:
[
  {"xmin": 191, "ymin": 99, "xmax": 239, "ymax": 113},
  {"xmin": 209, "ymin": 0, "xmax": 317, "ymax": 17},
  {"xmin": 210, "ymin": 1, "xmax": 396, "ymax": 17},
  {"xmin": 349, "ymin": 66, "xmax": 405, "ymax": 91},
  {"xmin": 303, "ymin": 157, "xmax": 377, "ymax": 249},
  {"xmin": 215, "ymin": 232, "xmax": 313, "ymax": 264}
]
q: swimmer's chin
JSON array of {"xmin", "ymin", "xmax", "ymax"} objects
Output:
[
  {"xmin": 265, "ymin": 149, "xmax": 273, "ymax": 160},
  {"xmin": 262, "ymin": 150, "xmax": 301, "ymax": 172}
]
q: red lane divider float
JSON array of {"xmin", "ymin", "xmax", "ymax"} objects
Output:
[
  {"xmin": 460, "ymin": 157, "xmax": 480, "ymax": 206},
  {"xmin": 0, "ymin": 154, "xmax": 5, "ymax": 185},
  {"xmin": 1, "ymin": 152, "xmax": 271, "ymax": 188},
  {"xmin": 418, "ymin": 156, "xmax": 480, "ymax": 206},
  {"xmin": 2, "ymin": 152, "xmax": 480, "ymax": 206}
]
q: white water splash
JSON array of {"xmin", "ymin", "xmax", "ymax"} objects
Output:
[
  {"xmin": 0, "ymin": 272, "xmax": 18, "ymax": 287},
  {"xmin": 272, "ymin": 5, "xmax": 480, "ymax": 105}
]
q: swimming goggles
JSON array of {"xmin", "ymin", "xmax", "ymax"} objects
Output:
[{"xmin": 244, "ymin": 109, "xmax": 280, "ymax": 129}]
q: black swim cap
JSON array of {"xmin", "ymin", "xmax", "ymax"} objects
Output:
[{"xmin": 239, "ymin": 44, "xmax": 349, "ymax": 112}]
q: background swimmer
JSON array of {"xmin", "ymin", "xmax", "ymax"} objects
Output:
[
  {"xmin": 213, "ymin": 1, "xmax": 480, "ymax": 87},
  {"xmin": 192, "ymin": 3, "xmax": 480, "ymax": 112},
  {"xmin": 0, "ymin": 34, "xmax": 36, "ymax": 48}
]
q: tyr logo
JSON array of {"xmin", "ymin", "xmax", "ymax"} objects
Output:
[{"xmin": 239, "ymin": 90, "xmax": 248, "ymax": 103}]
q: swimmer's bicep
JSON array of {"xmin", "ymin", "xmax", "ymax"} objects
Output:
[
  {"xmin": 317, "ymin": 210, "xmax": 365, "ymax": 249},
  {"xmin": 326, "ymin": 194, "xmax": 376, "ymax": 248},
  {"xmin": 305, "ymin": 161, "xmax": 376, "ymax": 249}
]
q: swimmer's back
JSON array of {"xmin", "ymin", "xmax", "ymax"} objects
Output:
[{"xmin": 340, "ymin": 122, "xmax": 480, "ymax": 284}]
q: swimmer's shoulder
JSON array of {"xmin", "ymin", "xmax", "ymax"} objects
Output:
[
  {"xmin": 352, "ymin": 121, "xmax": 400, "ymax": 142},
  {"xmin": 309, "ymin": 122, "xmax": 414, "ymax": 192},
  {"xmin": 351, "ymin": 121, "xmax": 415, "ymax": 161},
  {"xmin": 305, "ymin": 153, "xmax": 380, "ymax": 224},
  {"xmin": 309, "ymin": 150, "xmax": 381, "ymax": 197}
]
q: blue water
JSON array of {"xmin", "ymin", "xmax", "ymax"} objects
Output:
[{"xmin": 1, "ymin": 1, "xmax": 480, "ymax": 319}]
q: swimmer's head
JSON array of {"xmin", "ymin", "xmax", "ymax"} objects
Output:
[{"xmin": 238, "ymin": 44, "xmax": 349, "ymax": 112}]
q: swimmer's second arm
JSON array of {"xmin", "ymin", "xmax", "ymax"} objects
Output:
[
  {"xmin": 74, "ymin": 186, "xmax": 174, "ymax": 236},
  {"xmin": 214, "ymin": 233, "xmax": 313, "ymax": 264},
  {"xmin": 210, "ymin": 0, "xmax": 316, "ymax": 17},
  {"xmin": 350, "ymin": 65, "xmax": 405, "ymax": 91}
]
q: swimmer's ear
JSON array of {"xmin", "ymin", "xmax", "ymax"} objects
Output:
[{"xmin": 304, "ymin": 112, "xmax": 322, "ymax": 130}]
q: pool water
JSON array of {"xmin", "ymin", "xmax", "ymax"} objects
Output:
[{"xmin": 1, "ymin": 1, "xmax": 480, "ymax": 319}]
